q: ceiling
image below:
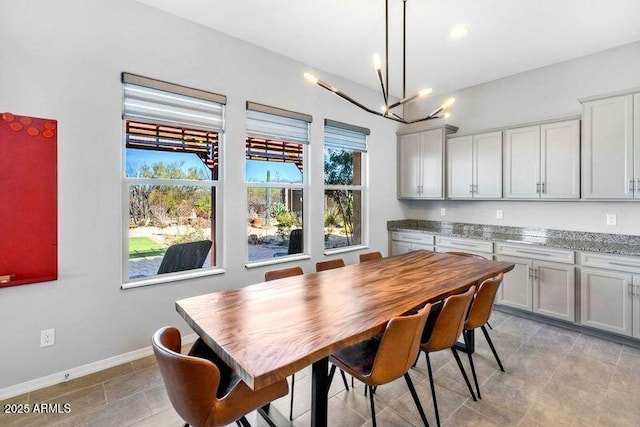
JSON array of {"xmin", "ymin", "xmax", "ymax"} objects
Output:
[{"xmin": 135, "ymin": 0, "xmax": 640, "ymax": 99}]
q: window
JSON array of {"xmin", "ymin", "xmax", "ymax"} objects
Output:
[
  {"xmin": 245, "ymin": 102, "xmax": 311, "ymax": 262},
  {"xmin": 122, "ymin": 73, "xmax": 225, "ymax": 284},
  {"xmin": 323, "ymin": 119, "xmax": 369, "ymax": 250}
]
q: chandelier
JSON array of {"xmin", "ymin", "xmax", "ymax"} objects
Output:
[{"xmin": 304, "ymin": 0, "xmax": 455, "ymax": 124}]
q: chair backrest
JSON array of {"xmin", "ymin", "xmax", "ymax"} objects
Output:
[
  {"xmin": 288, "ymin": 229, "xmax": 303, "ymax": 255},
  {"xmin": 152, "ymin": 327, "xmax": 220, "ymax": 427},
  {"xmin": 359, "ymin": 251, "xmax": 383, "ymax": 263},
  {"xmin": 157, "ymin": 240, "xmax": 212, "ymax": 274},
  {"xmin": 421, "ymin": 286, "xmax": 476, "ymax": 352},
  {"xmin": 447, "ymin": 251, "xmax": 486, "ymax": 260},
  {"xmin": 369, "ymin": 303, "xmax": 431, "ymax": 385},
  {"xmin": 264, "ymin": 266, "xmax": 304, "ymax": 282},
  {"xmin": 465, "ymin": 274, "xmax": 504, "ymax": 330},
  {"xmin": 315, "ymin": 258, "xmax": 345, "ymax": 272}
]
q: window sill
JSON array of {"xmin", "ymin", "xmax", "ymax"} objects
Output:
[
  {"xmin": 323, "ymin": 245, "xmax": 370, "ymax": 256},
  {"xmin": 245, "ymin": 254, "xmax": 311, "ymax": 269},
  {"xmin": 121, "ymin": 267, "xmax": 226, "ymax": 290}
]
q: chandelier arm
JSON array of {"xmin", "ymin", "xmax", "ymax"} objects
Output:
[
  {"xmin": 376, "ymin": 68, "xmax": 388, "ymax": 106},
  {"xmin": 405, "ymin": 115, "xmax": 439, "ymax": 124},
  {"xmin": 403, "ymin": 0, "xmax": 406, "ymax": 100},
  {"xmin": 385, "ymin": 0, "xmax": 389, "ymax": 102},
  {"xmin": 387, "ymin": 92, "xmax": 420, "ymax": 110},
  {"xmin": 315, "ymin": 79, "xmax": 407, "ymax": 123}
]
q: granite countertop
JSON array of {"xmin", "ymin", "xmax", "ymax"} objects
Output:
[{"xmin": 387, "ymin": 220, "xmax": 640, "ymax": 257}]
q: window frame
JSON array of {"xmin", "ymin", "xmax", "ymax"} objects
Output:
[
  {"xmin": 323, "ymin": 120, "xmax": 369, "ymax": 255},
  {"xmin": 120, "ymin": 74, "xmax": 226, "ymax": 289},
  {"xmin": 244, "ymin": 103, "xmax": 311, "ymax": 268}
]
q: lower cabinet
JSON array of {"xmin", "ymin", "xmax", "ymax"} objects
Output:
[
  {"xmin": 390, "ymin": 232, "xmax": 435, "ymax": 255},
  {"xmin": 581, "ymin": 268, "xmax": 639, "ymax": 338},
  {"xmin": 496, "ymin": 255, "xmax": 575, "ymax": 322}
]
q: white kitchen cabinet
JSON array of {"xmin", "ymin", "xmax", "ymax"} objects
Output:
[
  {"xmin": 579, "ymin": 252, "xmax": 640, "ymax": 337},
  {"xmin": 398, "ymin": 126, "xmax": 456, "ymax": 199},
  {"xmin": 447, "ymin": 131, "xmax": 502, "ymax": 199},
  {"xmin": 504, "ymin": 120, "xmax": 580, "ymax": 199},
  {"xmin": 390, "ymin": 231, "xmax": 435, "ymax": 255},
  {"xmin": 495, "ymin": 244, "xmax": 575, "ymax": 322},
  {"xmin": 581, "ymin": 94, "xmax": 636, "ymax": 199}
]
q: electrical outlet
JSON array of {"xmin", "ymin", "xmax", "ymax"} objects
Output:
[
  {"xmin": 440, "ymin": 208, "xmax": 446, "ymax": 216},
  {"xmin": 496, "ymin": 209, "xmax": 503, "ymax": 219},
  {"xmin": 41, "ymin": 329, "xmax": 55, "ymax": 348},
  {"xmin": 606, "ymin": 214, "xmax": 617, "ymax": 226}
]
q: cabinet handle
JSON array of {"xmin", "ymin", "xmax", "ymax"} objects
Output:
[
  {"xmin": 534, "ymin": 267, "xmax": 539, "ymax": 280},
  {"xmin": 542, "ymin": 182, "xmax": 546, "ymax": 194},
  {"xmin": 473, "ymin": 184, "xmax": 478, "ymax": 193},
  {"xmin": 469, "ymin": 184, "xmax": 473, "ymax": 194},
  {"xmin": 629, "ymin": 180, "xmax": 635, "ymax": 192},
  {"xmin": 451, "ymin": 242, "xmax": 477, "ymax": 247},
  {"xmin": 629, "ymin": 283, "xmax": 635, "ymax": 296},
  {"xmin": 528, "ymin": 267, "xmax": 533, "ymax": 279},
  {"xmin": 536, "ymin": 182, "xmax": 541, "ymax": 193},
  {"xmin": 609, "ymin": 261, "xmax": 639, "ymax": 268},
  {"xmin": 636, "ymin": 179, "xmax": 640, "ymax": 193}
]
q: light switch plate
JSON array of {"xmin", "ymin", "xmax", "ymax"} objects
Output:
[
  {"xmin": 496, "ymin": 209, "xmax": 503, "ymax": 219},
  {"xmin": 606, "ymin": 214, "xmax": 617, "ymax": 226},
  {"xmin": 440, "ymin": 208, "xmax": 446, "ymax": 216}
]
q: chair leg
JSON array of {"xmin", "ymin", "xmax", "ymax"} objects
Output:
[
  {"xmin": 404, "ymin": 373, "xmax": 430, "ymax": 427},
  {"xmin": 327, "ymin": 365, "xmax": 336, "ymax": 393},
  {"xmin": 289, "ymin": 373, "xmax": 296, "ymax": 420},
  {"xmin": 351, "ymin": 375, "xmax": 354, "ymax": 388},
  {"xmin": 451, "ymin": 347, "xmax": 477, "ymax": 402},
  {"xmin": 486, "ymin": 321, "xmax": 493, "ymax": 330},
  {"xmin": 425, "ymin": 352, "xmax": 441, "ymax": 427},
  {"xmin": 368, "ymin": 385, "xmax": 377, "ymax": 427},
  {"xmin": 481, "ymin": 325, "xmax": 505, "ymax": 372},
  {"xmin": 237, "ymin": 416, "xmax": 251, "ymax": 427},
  {"xmin": 463, "ymin": 330, "xmax": 481, "ymax": 399},
  {"xmin": 339, "ymin": 369, "xmax": 350, "ymax": 391}
]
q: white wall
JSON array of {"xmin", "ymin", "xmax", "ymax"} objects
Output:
[
  {"xmin": 404, "ymin": 41, "xmax": 640, "ymax": 235},
  {"xmin": 0, "ymin": 0, "xmax": 403, "ymax": 390}
]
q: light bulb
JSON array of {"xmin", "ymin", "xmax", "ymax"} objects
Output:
[
  {"xmin": 443, "ymin": 112, "xmax": 451, "ymax": 119},
  {"xmin": 304, "ymin": 73, "xmax": 318, "ymax": 84},
  {"xmin": 450, "ymin": 25, "xmax": 470, "ymax": 39},
  {"xmin": 373, "ymin": 53, "xmax": 382, "ymax": 71},
  {"xmin": 442, "ymin": 97, "xmax": 456, "ymax": 109},
  {"xmin": 418, "ymin": 88, "xmax": 433, "ymax": 97},
  {"xmin": 380, "ymin": 105, "xmax": 389, "ymax": 113}
]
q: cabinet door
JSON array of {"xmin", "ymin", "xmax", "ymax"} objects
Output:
[
  {"xmin": 635, "ymin": 94, "xmax": 640, "ymax": 199},
  {"xmin": 420, "ymin": 129, "xmax": 445, "ymax": 198},
  {"xmin": 540, "ymin": 120, "xmax": 580, "ymax": 199},
  {"xmin": 447, "ymin": 136, "xmax": 473, "ymax": 198},
  {"xmin": 533, "ymin": 261, "xmax": 575, "ymax": 322},
  {"xmin": 504, "ymin": 126, "xmax": 540, "ymax": 198},
  {"xmin": 391, "ymin": 241, "xmax": 412, "ymax": 256},
  {"xmin": 580, "ymin": 268, "xmax": 633, "ymax": 336},
  {"xmin": 495, "ymin": 256, "xmax": 532, "ymax": 311},
  {"xmin": 582, "ymin": 95, "xmax": 634, "ymax": 199},
  {"xmin": 474, "ymin": 131, "xmax": 503, "ymax": 199},
  {"xmin": 398, "ymin": 133, "xmax": 421, "ymax": 198},
  {"xmin": 411, "ymin": 243, "xmax": 434, "ymax": 252}
]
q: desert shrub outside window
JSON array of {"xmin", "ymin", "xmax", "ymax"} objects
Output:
[
  {"xmin": 122, "ymin": 73, "xmax": 225, "ymax": 285},
  {"xmin": 245, "ymin": 103, "xmax": 311, "ymax": 262},
  {"xmin": 323, "ymin": 120, "xmax": 369, "ymax": 250}
]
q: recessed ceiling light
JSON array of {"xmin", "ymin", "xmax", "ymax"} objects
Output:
[{"xmin": 450, "ymin": 25, "xmax": 470, "ymax": 39}]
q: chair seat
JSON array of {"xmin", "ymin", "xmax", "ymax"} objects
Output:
[
  {"xmin": 189, "ymin": 339, "xmax": 242, "ymax": 399},
  {"xmin": 330, "ymin": 337, "xmax": 380, "ymax": 379}
]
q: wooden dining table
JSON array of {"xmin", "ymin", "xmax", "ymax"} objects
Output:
[{"xmin": 176, "ymin": 250, "xmax": 514, "ymax": 427}]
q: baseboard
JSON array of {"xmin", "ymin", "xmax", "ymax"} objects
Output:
[{"xmin": 0, "ymin": 333, "xmax": 198, "ymax": 400}]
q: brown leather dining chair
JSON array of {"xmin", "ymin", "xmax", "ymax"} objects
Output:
[
  {"xmin": 328, "ymin": 303, "xmax": 433, "ymax": 427},
  {"xmin": 359, "ymin": 251, "xmax": 383, "ymax": 263},
  {"xmin": 462, "ymin": 274, "xmax": 505, "ymax": 399},
  {"xmin": 419, "ymin": 287, "xmax": 477, "ymax": 427},
  {"xmin": 264, "ymin": 266, "xmax": 304, "ymax": 420},
  {"xmin": 315, "ymin": 258, "xmax": 346, "ymax": 272},
  {"xmin": 152, "ymin": 327, "xmax": 288, "ymax": 427}
]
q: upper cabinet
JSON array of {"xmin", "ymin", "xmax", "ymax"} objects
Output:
[
  {"xmin": 398, "ymin": 126, "xmax": 456, "ymax": 199},
  {"xmin": 504, "ymin": 119, "xmax": 580, "ymax": 199},
  {"xmin": 581, "ymin": 93, "xmax": 639, "ymax": 199},
  {"xmin": 447, "ymin": 131, "xmax": 502, "ymax": 199}
]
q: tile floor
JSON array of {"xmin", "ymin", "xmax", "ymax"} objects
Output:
[{"xmin": 2, "ymin": 310, "xmax": 640, "ymax": 427}]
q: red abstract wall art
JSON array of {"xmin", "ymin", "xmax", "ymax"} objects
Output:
[{"xmin": 0, "ymin": 112, "xmax": 57, "ymax": 288}]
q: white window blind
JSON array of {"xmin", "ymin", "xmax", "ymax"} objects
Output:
[
  {"xmin": 122, "ymin": 74, "xmax": 224, "ymax": 132},
  {"xmin": 324, "ymin": 119, "xmax": 369, "ymax": 152},
  {"xmin": 246, "ymin": 103, "xmax": 311, "ymax": 144}
]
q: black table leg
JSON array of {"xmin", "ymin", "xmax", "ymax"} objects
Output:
[{"xmin": 311, "ymin": 356, "xmax": 329, "ymax": 427}]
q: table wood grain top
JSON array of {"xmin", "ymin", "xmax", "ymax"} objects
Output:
[{"xmin": 176, "ymin": 251, "xmax": 514, "ymax": 389}]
